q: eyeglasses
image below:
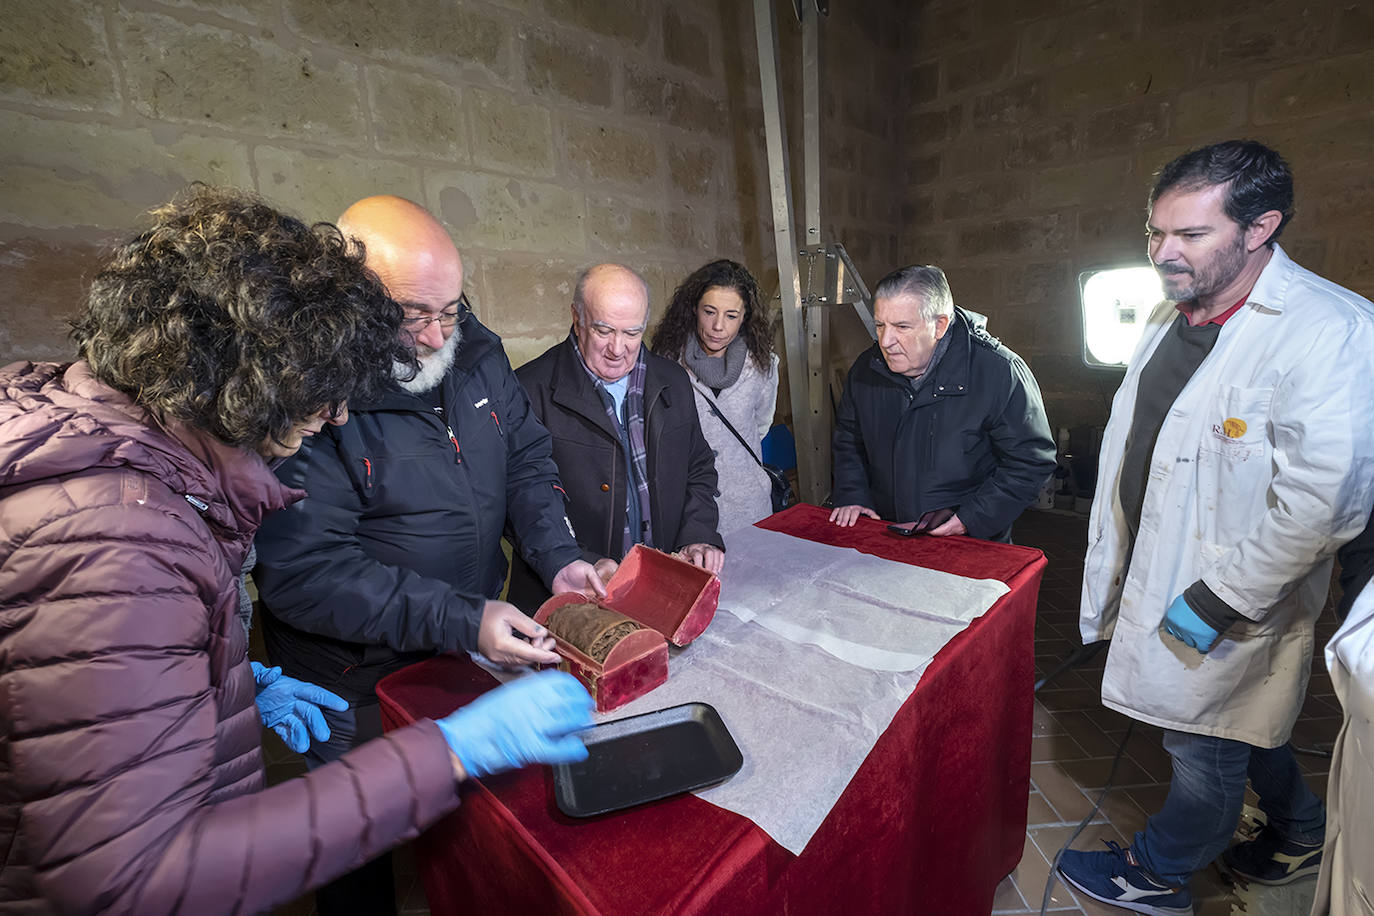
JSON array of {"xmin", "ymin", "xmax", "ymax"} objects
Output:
[{"xmin": 401, "ymin": 293, "xmax": 471, "ymax": 331}]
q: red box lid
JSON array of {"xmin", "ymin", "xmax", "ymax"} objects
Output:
[
  {"xmin": 603, "ymin": 545, "xmax": 720, "ymax": 646},
  {"xmin": 534, "ymin": 545, "xmax": 720, "ymax": 647}
]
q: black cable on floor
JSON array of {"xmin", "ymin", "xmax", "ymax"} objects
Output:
[
  {"xmin": 1033, "ymin": 641, "xmax": 1109, "ymax": 693},
  {"xmin": 1038, "ymin": 721, "xmax": 1136, "ymax": 916}
]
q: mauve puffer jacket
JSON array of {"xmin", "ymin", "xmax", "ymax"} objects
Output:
[{"xmin": 0, "ymin": 362, "xmax": 459, "ymax": 915}]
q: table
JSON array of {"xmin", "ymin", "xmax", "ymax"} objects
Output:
[{"xmin": 376, "ymin": 504, "xmax": 1046, "ymax": 915}]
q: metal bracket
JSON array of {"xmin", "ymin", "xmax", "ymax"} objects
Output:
[
  {"xmin": 790, "ymin": 0, "xmax": 830, "ymax": 21},
  {"xmin": 811, "ymin": 241, "xmax": 875, "ymax": 339}
]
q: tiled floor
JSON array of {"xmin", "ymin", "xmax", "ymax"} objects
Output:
[{"xmin": 265, "ymin": 508, "xmax": 1342, "ymax": 915}]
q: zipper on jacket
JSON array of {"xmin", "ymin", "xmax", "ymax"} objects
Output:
[
  {"xmin": 490, "ymin": 410, "xmax": 504, "ymax": 438},
  {"xmin": 644, "ymin": 389, "xmax": 662, "ymax": 542},
  {"xmin": 924, "ymin": 408, "xmax": 938, "ymax": 515},
  {"xmin": 446, "ymin": 424, "xmax": 461, "ymax": 463},
  {"xmin": 185, "ymin": 493, "xmax": 209, "ymax": 512},
  {"xmin": 606, "ymin": 456, "xmax": 620, "ymax": 552}
]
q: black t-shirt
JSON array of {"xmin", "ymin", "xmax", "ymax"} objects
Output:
[
  {"xmin": 1118, "ymin": 314, "xmax": 1222, "ymax": 541},
  {"xmin": 1119, "ymin": 300, "xmax": 1255, "ymax": 631}
]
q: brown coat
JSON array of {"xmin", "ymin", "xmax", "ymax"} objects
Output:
[{"xmin": 0, "ymin": 362, "xmax": 459, "ymax": 914}]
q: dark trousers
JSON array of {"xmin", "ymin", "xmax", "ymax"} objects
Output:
[{"xmin": 305, "ymin": 701, "xmax": 397, "ymax": 916}]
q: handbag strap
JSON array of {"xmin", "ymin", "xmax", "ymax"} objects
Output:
[{"xmin": 689, "ymin": 379, "xmax": 766, "ymax": 469}]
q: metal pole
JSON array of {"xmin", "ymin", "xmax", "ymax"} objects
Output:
[
  {"xmin": 802, "ymin": 5, "xmax": 821, "ymax": 246},
  {"xmin": 800, "ymin": 1, "xmax": 830, "ymax": 502},
  {"xmin": 753, "ymin": 0, "xmax": 819, "ymax": 500}
]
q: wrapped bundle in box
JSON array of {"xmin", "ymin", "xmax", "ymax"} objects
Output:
[{"xmin": 534, "ymin": 545, "xmax": 721, "ymax": 711}]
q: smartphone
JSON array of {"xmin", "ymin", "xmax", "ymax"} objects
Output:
[{"xmin": 887, "ymin": 507, "xmax": 957, "ymax": 537}]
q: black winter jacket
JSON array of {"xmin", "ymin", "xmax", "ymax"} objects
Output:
[
  {"xmin": 252, "ymin": 318, "xmax": 582, "ymax": 698},
  {"xmin": 507, "ymin": 337, "xmax": 723, "ymax": 609},
  {"xmin": 832, "ymin": 307, "xmax": 1056, "ymax": 541}
]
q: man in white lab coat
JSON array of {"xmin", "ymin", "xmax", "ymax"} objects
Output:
[
  {"xmin": 1310, "ymin": 526, "xmax": 1374, "ymax": 916},
  {"xmin": 1057, "ymin": 140, "xmax": 1374, "ymax": 916}
]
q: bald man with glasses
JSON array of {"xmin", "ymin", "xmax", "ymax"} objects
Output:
[{"xmin": 252, "ymin": 196, "xmax": 610, "ymax": 916}]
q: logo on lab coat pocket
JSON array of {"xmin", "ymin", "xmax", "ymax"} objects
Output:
[
  {"xmin": 1207, "ymin": 416, "xmax": 1262, "ymax": 462},
  {"xmin": 1218, "ymin": 417, "xmax": 1247, "ymax": 439}
]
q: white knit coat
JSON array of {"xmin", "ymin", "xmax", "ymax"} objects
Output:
[{"xmin": 684, "ymin": 352, "xmax": 780, "ymax": 538}]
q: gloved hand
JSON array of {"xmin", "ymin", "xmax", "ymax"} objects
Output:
[
  {"xmin": 1161, "ymin": 595, "xmax": 1220, "ymax": 654},
  {"xmin": 436, "ymin": 669, "xmax": 594, "ymax": 779},
  {"xmin": 250, "ymin": 661, "xmax": 350, "ymax": 753}
]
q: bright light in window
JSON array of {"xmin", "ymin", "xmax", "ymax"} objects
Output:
[{"xmin": 1080, "ymin": 267, "xmax": 1164, "ymax": 368}]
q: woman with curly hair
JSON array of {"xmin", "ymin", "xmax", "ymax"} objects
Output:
[
  {"xmin": 0, "ymin": 185, "xmax": 592, "ymax": 914},
  {"xmin": 652, "ymin": 258, "xmax": 780, "ymax": 535}
]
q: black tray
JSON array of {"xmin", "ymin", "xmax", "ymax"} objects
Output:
[{"xmin": 553, "ymin": 702, "xmax": 743, "ymax": 818}]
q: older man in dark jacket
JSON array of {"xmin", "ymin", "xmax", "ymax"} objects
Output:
[
  {"xmin": 509, "ymin": 263, "xmax": 724, "ymax": 609},
  {"xmin": 830, "ymin": 264, "xmax": 1055, "ymax": 542}
]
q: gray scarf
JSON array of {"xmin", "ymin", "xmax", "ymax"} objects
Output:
[{"xmin": 684, "ymin": 334, "xmax": 747, "ymax": 391}]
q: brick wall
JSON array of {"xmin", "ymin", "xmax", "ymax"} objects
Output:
[
  {"xmin": 0, "ymin": 0, "xmax": 903, "ymax": 381},
  {"xmin": 901, "ymin": 0, "xmax": 1374, "ymax": 430}
]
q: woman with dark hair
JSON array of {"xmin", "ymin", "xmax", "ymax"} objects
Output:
[
  {"xmin": 0, "ymin": 186, "xmax": 592, "ymax": 914},
  {"xmin": 652, "ymin": 259, "xmax": 779, "ymax": 535}
]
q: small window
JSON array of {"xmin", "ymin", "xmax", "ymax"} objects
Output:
[{"xmin": 1079, "ymin": 266, "xmax": 1164, "ymax": 368}]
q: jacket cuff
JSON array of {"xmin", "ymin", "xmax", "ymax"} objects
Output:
[
  {"xmin": 535, "ymin": 544, "xmax": 587, "ymax": 591},
  {"xmin": 675, "ymin": 529, "xmax": 726, "ymax": 552},
  {"xmin": 446, "ymin": 593, "xmax": 485, "ymax": 653},
  {"xmin": 831, "ymin": 488, "xmax": 873, "ymax": 512},
  {"xmin": 1183, "ymin": 579, "xmax": 1245, "ymax": 632},
  {"xmin": 957, "ymin": 506, "xmax": 992, "ymax": 539}
]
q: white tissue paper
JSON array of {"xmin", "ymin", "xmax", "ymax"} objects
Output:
[{"xmin": 602, "ymin": 525, "xmax": 1010, "ymax": 855}]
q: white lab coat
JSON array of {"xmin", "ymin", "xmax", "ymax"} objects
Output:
[
  {"xmin": 1080, "ymin": 245, "xmax": 1374, "ymax": 747},
  {"xmin": 1311, "ymin": 585, "xmax": 1374, "ymax": 915}
]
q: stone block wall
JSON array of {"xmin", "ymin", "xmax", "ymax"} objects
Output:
[
  {"xmin": 900, "ymin": 0, "xmax": 1374, "ymax": 430},
  {"xmin": 0, "ymin": 0, "xmax": 904, "ymax": 381}
]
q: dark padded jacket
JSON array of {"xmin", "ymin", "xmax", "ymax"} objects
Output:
[
  {"xmin": 508, "ymin": 338, "xmax": 722, "ymax": 609},
  {"xmin": 832, "ymin": 308, "xmax": 1056, "ymax": 541},
  {"xmin": 0, "ymin": 362, "xmax": 457, "ymax": 914},
  {"xmin": 252, "ymin": 318, "xmax": 581, "ymax": 698}
]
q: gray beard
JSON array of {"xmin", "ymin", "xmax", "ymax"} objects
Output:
[
  {"xmin": 1158, "ymin": 232, "xmax": 1248, "ymax": 303},
  {"xmin": 394, "ymin": 323, "xmax": 461, "ymax": 394}
]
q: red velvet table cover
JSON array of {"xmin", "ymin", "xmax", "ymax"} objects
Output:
[{"xmin": 376, "ymin": 504, "xmax": 1046, "ymax": 916}]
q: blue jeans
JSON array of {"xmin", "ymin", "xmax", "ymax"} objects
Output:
[{"xmin": 1132, "ymin": 730, "xmax": 1325, "ymax": 886}]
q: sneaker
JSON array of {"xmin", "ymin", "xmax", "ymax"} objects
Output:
[
  {"xmin": 1057, "ymin": 841, "xmax": 1193, "ymax": 915},
  {"xmin": 1220, "ymin": 822, "xmax": 1323, "ymax": 886}
]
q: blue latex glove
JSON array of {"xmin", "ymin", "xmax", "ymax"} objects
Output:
[
  {"xmin": 250, "ymin": 661, "xmax": 350, "ymax": 753},
  {"xmin": 1161, "ymin": 595, "xmax": 1220, "ymax": 654},
  {"xmin": 436, "ymin": 670, "xmax": 594, "ymax": 779}
]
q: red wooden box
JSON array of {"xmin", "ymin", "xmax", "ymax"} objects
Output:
[{"xmin": 533, "ymin": 545, "xmax": 721, "ymax": 711}]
